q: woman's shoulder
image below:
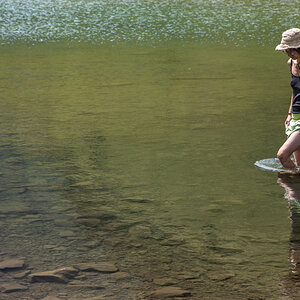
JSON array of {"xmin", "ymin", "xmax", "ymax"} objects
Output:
[{"xmin": 287, "ymin": 58, "xmax": 292, "ymax": 65}]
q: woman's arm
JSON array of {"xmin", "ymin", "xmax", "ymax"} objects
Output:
[{"xmin": 285, "ymin": 94, "xmax": 293, "ymax": 127}]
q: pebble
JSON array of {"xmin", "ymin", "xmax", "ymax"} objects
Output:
[{"xmin": 0, "ymin": 259, "xmax": 25, "ymax": 270}]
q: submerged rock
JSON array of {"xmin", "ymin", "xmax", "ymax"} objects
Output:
[
  {"xmin": 0, "ymin": 259, "xmax": 25, "ymax": 270},
  {"xmin": 150, "ymin": 287, "xmax": 191, "ymax": 298},
  {"xmin": 58, "ymin": 230, "xmax": 76, "ymax": 237},
  {"xmin": 78, "ymin": 218, "xmax": 101, "ymax": 227},
  {"xmin": 74, "ymin": 262, "xmax": 118, "ymax": 273},
  {"xmin": 206, "ymin": 270, "xmax": 235, "ymax": 281},
  {"xmin": 30, "ymin": 271, "xmax": 69, "ymax": 284},
  {"xmin": 111, "ymin": 271, "xmax": 131, "ymax": 280},
  {"xmin": 13, "ymin": 270, "xmax": 31, "ymax": 279},
  {"xmin": 0, "ymin": 283, "xmax": 28, "ymax": 293},
  {"xmin": 153, "ymin": 278, "xmax": 178, "ymax": 286},
  {"xmin": 30, "ymin": 267, "xmax": 78, "ymax": 283}
]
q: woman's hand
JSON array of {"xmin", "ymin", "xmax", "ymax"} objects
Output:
[{"xmin": 285, "ymin": 114, "xmax": 292, "ymax": 127}]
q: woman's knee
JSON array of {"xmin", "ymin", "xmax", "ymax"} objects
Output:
[{"xmin": 277, "ymin": 148, "xmax": 289, "ymax": 162}]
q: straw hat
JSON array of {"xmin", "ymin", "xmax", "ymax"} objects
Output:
[{"xmin": 275, "ymin": 28, "xmax": 300, "ymax": 50}]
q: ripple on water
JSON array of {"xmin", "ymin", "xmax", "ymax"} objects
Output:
[
  {"xmin": 255, "ymin": 157, "xmax": 300, "ymax": 173},
  {"xmin": 0, "ymin": 0, "xmax": 299, "ymax": 45}
]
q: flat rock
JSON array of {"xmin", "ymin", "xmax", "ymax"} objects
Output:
[
  {"xmin": 53, "ymin": 267, "xmax": 79, "ymax": 278},
  {"xmin": 0, "ymin": 259, "xmax": 25, "ymax": 270},
  {"xmin": 150, "ymin": 287, "xmax": 191, "ymax": 298},
  {"xmin": 74, "ymin": 262, "xmax": 118, "ymax": 273},
  {"xmin": 30, "ymin": 267, "xmax": 78, "ymax": 283},
  {"xmin": 111, "ymin": 272, "xmax": 131, "ymax": 280},
  {"xmin": 0, "ymin": 283, "xmax": 28, "ymax": 293},
  {"xmin": 153, "ymin": 278, "xmax": 178, "ymax": 286},
  {"xmin": 13, "ymin": 270, "xmax": 31, "ymax": 279},
  {"xmin": 30, "ymin": 271, "xmax": 68, "ymax": 283}
]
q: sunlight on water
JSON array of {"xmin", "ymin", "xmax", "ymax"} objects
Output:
[{"xmin": 0, "ymin": 0, "xmax": 299, "ymax": 45}]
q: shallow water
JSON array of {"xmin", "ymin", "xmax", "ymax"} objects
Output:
[{"xmin": 0, "ymin": 1, "xmax": 300, "ymax": 299}]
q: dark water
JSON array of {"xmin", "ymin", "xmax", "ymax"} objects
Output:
[{"xmin": 1, "ymin": 0, "xmax": 300, "ymax": 299}]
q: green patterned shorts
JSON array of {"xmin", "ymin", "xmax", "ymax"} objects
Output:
[{"xmin": 286, "ymin": 114, "xmax": 300, "ymax": 137}]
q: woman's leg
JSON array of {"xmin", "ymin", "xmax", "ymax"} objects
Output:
[
  {"xmin": 277, "ymin": 130, "xmax": 300, "ymax": 168},
  {"xmin": 293, "ymin": 150, "xmax": 300, "ymax": 166}
]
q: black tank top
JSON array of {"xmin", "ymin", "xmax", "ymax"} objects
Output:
[{"xmin": 290, "ymin": 60, "xmax": 300, "ymax": 113}]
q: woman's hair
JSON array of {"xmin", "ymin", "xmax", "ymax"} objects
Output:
[{"xmin": 293, "ymin": 48, "xmax": 300, "ymax": 54}]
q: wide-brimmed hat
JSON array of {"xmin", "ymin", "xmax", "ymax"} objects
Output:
[{"xmin": 275, "ymin": 28, "xmax": 300, "ymax": 50}]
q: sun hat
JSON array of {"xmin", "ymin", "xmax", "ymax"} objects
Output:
[{"xmin": 275, "ymin": 28, "xmax": 300, "ymax": 50}]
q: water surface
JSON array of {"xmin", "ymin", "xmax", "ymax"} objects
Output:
[{"xmin": 0, "ymin": 0, "xmax": 300, "ymax": 299}]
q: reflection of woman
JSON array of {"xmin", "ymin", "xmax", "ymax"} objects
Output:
[
  {"xmin": 277, "ymin": 173, "xmax": 300, "ymax": 281},
  {"xmin": 276, "ymin": 29, "xmax": 300, "ymax": 168}
]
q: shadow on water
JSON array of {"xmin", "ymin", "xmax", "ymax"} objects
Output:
[{"xmin": 277, "ymin": 172, "xmax": 300, "ymax": 298}]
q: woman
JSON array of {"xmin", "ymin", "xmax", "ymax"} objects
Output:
[{"xmin": 276, "ymin": 28, "xmax": 300, "ymax": 169}]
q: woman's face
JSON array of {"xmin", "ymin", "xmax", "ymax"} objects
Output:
[{"xmin": 285, "ymin": 48, "xmax": 300, "ymax": 60}]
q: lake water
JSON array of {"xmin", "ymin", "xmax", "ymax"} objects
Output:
[{"xmin": 1, "ymin": 0, "xmax": 300, "ymax": 299}]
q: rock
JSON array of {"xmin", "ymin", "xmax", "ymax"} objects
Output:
[
  {"xmin": 111, "ymin": 272, "xmax": 131, "ymax": 280},
  {"xmin": 78, "ymin": 218, "xmax": 101, "ymax": 227},
  {"xmin": 150, "ymin": 287, "xmax": 191, "ymax": 298},
  {"xmin": 30, "ymin": 267, "xmax": 78, "ymax": 283},
  {"xmin": 54, "ymin": 247, "xmax": 67, "ymax": 251},
  {"xmin": 176, "ymin": 273, "xmax": 200, "ymax": 280},
  {"xmin": 0, "ymin": 283, "xmax": 28, "ymax": 293},
  {"xmin": 41, "ymin": 297, "xmax": 63, "ymax": 300},
  {"xmin": 30, "ymin": 271, "xmax": 68, "ymax": 283},
  {"xmin": 13, "ymin": 270, "xmax": 31, "ymax": 279},
  {"xmin": 0, "ymin": 259, "xmax": 25, "ymax": 270},
  {"xmin": 153, "ymin": 278, "xmax": 178, "ymax": 286},
  {"xmin": 160, "ymin": 236, "xmax": 185, "ymax": 246},
  {"xmin": 58, "ymin": 230, "xmax": 76, "ymax": 237},
  {"xmin": 53, "ymin": 267, "xmax": 79, "ymax": 279},
  {"xmin": 121, "ymin": 197, "xmax": 152, "ymax": 203},
  {"xmin": 69, "ymin": 280, "xmax": 83, "ymax": 285},
  {"xmin": 206, "ymin": 270, "xmax": 235, "ymax": 281},
  {"xmin": 74, "ymin": 262, "xmax": 118, "ymax": 273},
  {"xmin": 82, "ymin": 241, "xmax": 101, "ymax": 248},
  {"xmin": 43, "ymin": 245, "xmax": 56, "ymax": 249}
]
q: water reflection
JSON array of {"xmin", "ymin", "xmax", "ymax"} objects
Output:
[{"xmin": 277, "ymin": 172, "xmax": 300, "ymax": 297}]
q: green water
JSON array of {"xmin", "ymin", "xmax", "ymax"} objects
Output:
[{"xmin": 1, "ymin": 0, "xmax": 300, "ymax": 299}]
